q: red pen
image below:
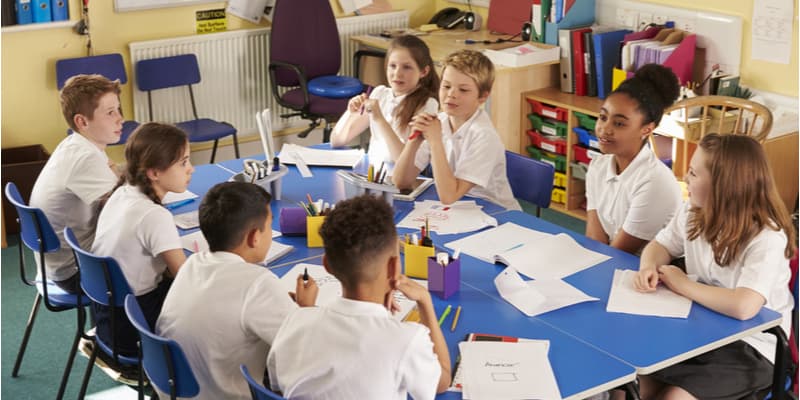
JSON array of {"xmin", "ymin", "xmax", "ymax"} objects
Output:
[
  {"xmin": 359, "ymin": 86, "xmax": 373, "ymax": 115},
  {"xmin": 408, "ymin": 130, "xmax": 423, "ymax": 140}
]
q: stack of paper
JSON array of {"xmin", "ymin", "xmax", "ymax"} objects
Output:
[
  {"xmin": 278, "ymin": 143, "xmax": 364, "ymax": 168},
  {"xmin": 396, "ymin": 200, "xmax": 497, "ymax": 235},
  {"xmin": 458, "ymin": 340, "xmax": 561, "ymax": 400},
  {"xmin": 606, "ymin": 269, "xmax": 693, "ymax": 318},
  {"xmin": 482, "ymin": 43, "xmax": 559, "ymax": 67},
  {"xmin": 445, "ymin": 223, "xmax": 610, "ymax": 279},
  {"xmin": 173, "ymin": 210, "xmax": 199, "ymax": 230},
  {"xmin": 278, "ymin": 263, "xmax": 424, "ymax": 322},
  {"xmin": 494, "ymin": 267, "xmax": 598, "ymax": 317},
  {"xmin": 180, "ymin": 230, "xmax": 293, "ymax": 266}
]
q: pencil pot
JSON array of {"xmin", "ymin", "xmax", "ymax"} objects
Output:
[
  {"xmin": 306, "ymin": 216, "xmax": 326, "ymax": 248},
  {"xmin": 366, "ymin": 188, "xmax": 394, "ymax": 208},
  {"xmin": 404, "ymin": 243, "xmax": 435, "ymax": 279},
  {"xmin": 428, "ymin": 257, "xmax": 460, "ymax": 300},
  {"xmin": 279, "ymin": 207, "xmax": 307, "ymax": 236}
]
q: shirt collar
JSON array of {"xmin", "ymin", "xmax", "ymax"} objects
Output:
[
  {"xmin": 604, "ymin": 143, "xmax": 653, "ymax": 183},
  {"xmin": 328, "ymin": 297, "xmax": 391, "ymax": 318},
  {"xmin": 71, "ymin": 132, "xmax": 108, "ymax": 158},
  {"xmin": 446, "ymin": 107, "xmax": 484, "ymax": 139}
]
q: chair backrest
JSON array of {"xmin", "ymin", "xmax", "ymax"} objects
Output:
[
  {"xmin": 56, "ymin": 53, "xmax": 128, "ymax": 89},
  {"xmin": 663, "ymin": 95, "xmax": 773, "ymax": 143},
  {"xmin": 124, "ymin": 295, "xmax": 200, "ymax": 399},
  {"xmin": 269, "ymin": 0, "xmax": 341, "ymax": 86},
  {"xmin": 4, "ymin": 182, "xmax": 60, "ymax": 253},
  {"xmin": 63, "ymin": 227, "xmax": 132, "ymax": 308},
  {"xmin": 505, "ymin": 151, "xmax": 555, "ymax": 214},
  {"xmin": 135, "ymin": 54, "xmax": 201, "ymax": 91},
  {"xmin": 239, "ymin": 364, "xmax": 286, "ymax": 400}
]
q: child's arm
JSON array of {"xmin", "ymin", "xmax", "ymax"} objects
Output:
[
  {"xmin": 330, "ymin": 94, "xmax": 370, "ymax": 148},
  {"xmin": 409, "ymin": 114, "xmax": 474, "ymax": 204},
  {"xmin": 293, "ymin": 274, "xmax": 319, "ymax": 307},
  {"xmin": 657, "ymin": 266, "xmax": 766, "ymax": 320},
  {"xmin": 363, "ymin": 99, "xmax": 405, "ymax": 161},
  {"xmin": 585, "ymin": 210, "xmax": 610, "ymax": 244},
  {"xmin": 635, "ymin": 240, "xmax": 672, "ymax": 291},
  {"xmin": 392, "ymin": 135, "xmax": 425, "ymax": 189},
  {"xmin": 160, "ymin": 248, "xmax": 187, "ymax": 277},
  {"xmin": 393, "ymin": 275, "xmax": 452, "ymax": 393},
  {"xmin": 610, "ymin": 230, "xmax": 648, "ymax": 255}
]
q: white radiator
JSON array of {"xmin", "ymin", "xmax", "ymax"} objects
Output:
[{"xmin": 129, "ymin": 10, "xmax": 408, "ymax": 137}]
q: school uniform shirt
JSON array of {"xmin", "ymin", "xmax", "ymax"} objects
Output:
[
  {"xmin": 92, "ymin": 184, "xmax": 181, "ymax": 296},
  {"xmin": 267, "ymin": 297, "xmax": 441, "ymax": 400},
  {"xmin": 585, "ymin": 144, "xmax": 681, "ymax": 243},
  {"xmin": 413, "ymin": 108, "xmax": 520, "ymax": 211},
  {"xmin": 156, "ymin": 251, "xmax": 297, "ymax": 400},
  {"xmin": 28, "ymin": 133, "xmax": 117, "ymax": 281},
  {"xmin": 655, "ymin": 202, "xmax": 793, "ymax": 362},
  {"xmin": 333, "ymin": 85, "xmax": 439, "ymax": 164}
]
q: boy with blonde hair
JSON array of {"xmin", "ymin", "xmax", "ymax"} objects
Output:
[
  {"xmin": 393, "ymin": 49, "xmax": 519, "ymax": 211},
  {"xmin": 267, "ymin": 194, "xmax": 451, "ymax": 399},
  {"xmin": 29, "ymin": 74, "xmax": 122, "ymax": 293}
]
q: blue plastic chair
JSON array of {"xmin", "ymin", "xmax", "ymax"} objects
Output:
[
  {"xmin": 505, "ymin": 151, "xmax": 555, "ymax": 217},
  {"xmin": 135, "ymin": 54, "xmax": 240, "ymax": 163},
  {"xmin": 55, "ymin": 53, "xmax": 140, "ymax": 144},
  {"xmin": 63, "ymin": 227, "xmax": 143, "ymax": 398},
  {"xmin": 124, "ymin": 295, "xmax": 200, "ymax": 400},
  {"xmin": 4, "ymin": 182, "xmax": 88, "ymax": 400},
  {"xmin": 240, "ymin": 364, "xmax": 286, "ymax": 400}
]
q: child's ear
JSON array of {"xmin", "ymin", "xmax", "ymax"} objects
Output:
[
  {"xmin": 245, "ymin": 228, "xmax": 260, "ymax": 249},
  {"xmin": 73, "ymin": 114, "xmax": 88, "ymax": 130},
  {"xmin": 478, "ymin": 90, "xmax": 490, "ymax": 104},
  {"xmin": 145, "ymin": 168, "xmax": 159, "ymax": 182},
  {"xmin": 322, "ymin": 254, "xmax": 334, "ymax": 274},
  {"xmin": 420, "ymin": 65, "xmax": 430, "ymax": 79},
  {"xmin": 640, "ymin": 122, "xmax": 655, "ymax": 140},
  {"xmin": 386, "ymin": 254, "xmax": 400, "ymax": 279}
]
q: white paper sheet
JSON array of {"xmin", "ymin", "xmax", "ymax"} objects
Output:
[
  {"xmin": 173, "ymin": 210, "xmax": 199, "ymax": 230},
  {"xmin": 751, "ymin": 0, "xmax": 794, "ymax": 64},
  {"xmin": 606, "ymin": 269, "xmax": 693, "ymax": 318},
  {"xmin": 278, "ymin": 143, "xmax": 364, "ymax": 168},
  {"xmin": 278, "ymin": 263, "xmax": 424, "ymax": 321},
  {"xmin": 397, "ymin": 200, "xmax": 498, "ymax": 235},
  {"xmin": 494, "ymin": 267, "xmax": 598, "ymax": 317},
  {"xmin": 338, "ymin": 0, "xmax": 372, "ymax": 14},
  {"xmin": 459, "ymin": 340, "xmax": 561, "ymax": 400},
  {"xmin": 180, "ymin": 230, "xmax": 292, "ymax": 266},
  {"xmin": 444, "ymin": 223, "xmax": 552, "ymax": 263},
  {"xmin": 162, "ymin": 190, "xmax": 198, "ymax": 204}
]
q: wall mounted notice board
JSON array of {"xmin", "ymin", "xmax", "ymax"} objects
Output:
[
  {"xmin": 595, "ymin": 0, "xmax": 743, "ymax": 81},
  {"xmin": 115, "ymin": 0, "xmax": 217, "ymax": 12}
]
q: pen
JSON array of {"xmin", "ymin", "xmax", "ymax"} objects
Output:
[
  {"xmin": 359, "ymin": 86, "xmax": 373, "ymax": 115},
  {"xmin": 368, "ymin": 164, "xmax": 374, "ymax": 182},
  {"xmin": 438, "ymin": 304, "xmax": 452, "ymax": 326},
  {"xmin": 165, "ymin": 198, "xmax": 195, "ymax": 210},
  {"xmin": 408, "ymin": 130, "xmax": 422, "ymax": 140},
  {"xmin": 452, "ymin": 248, "xmax": 461, "ymax": 260},
  {"xmin": 303, "ymin": 267, "xmax": 309, "ymax": 282},
  {"xmin": 450, "ymin": 306, "xmax": 462, "ymax": 332}
]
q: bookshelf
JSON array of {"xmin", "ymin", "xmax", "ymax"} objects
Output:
[{"xmin": 521, "ymin": 87, "xmax": 603, "ymax": 221}]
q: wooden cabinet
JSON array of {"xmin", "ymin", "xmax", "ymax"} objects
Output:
[{"xmin": 521, "ymin": 87, "xmax": 603, "ymax": 221}]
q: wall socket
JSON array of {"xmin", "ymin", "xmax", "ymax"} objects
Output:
[
  {"xmin": 653, "ymin": 14, "xmax": 670, "ymax": 25},
  {"xmin": 616, "ymin": 8, "xmax": 638, "ymax": 30},
  {"xmin": 637, "ymin": 12, "xmax": 653, "ymax": 30},
  {"xmin": 673, "ymin": 17, "xmax": 696, "ymax": 32}
]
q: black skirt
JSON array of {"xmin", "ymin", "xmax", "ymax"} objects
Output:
[{"xmin": 646, "ymin": 340, "xmax": 773, "ymax": 400}]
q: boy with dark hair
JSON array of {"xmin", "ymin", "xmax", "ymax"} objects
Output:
[
  {"xmin": 267, "ymin": 194, "xmax": 451, "ymax": 399},
  {"xmin": 157, "ymin": 182, "xmax": 318, "ymax": 400},
  {"xmin": 30, "ymin": 74, "xmax": 123, "ymax": 293}
]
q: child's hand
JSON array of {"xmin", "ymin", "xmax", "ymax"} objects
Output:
[
  {"xmin": 391, "ymin": 275, "xmax": 431, "ymax": 306},
  {"xmin": 347, "ymin": 93, "xmax": 369, "ymax": 114},
  {"xmin": 657, "ymin": 264, "xmax": 688, "ymax": 294},
  {"xmin": 383, "ymin": 290, "xmax": 401, "ymax": 314},
  {"xmin": 409, "ymin": 113, "xmax": 442, "ymax": 143},
  {"xmin": 294, "ymin": 274, "xmax": 319, "ymax": 307},
  {"xmin": 363, "ymin": 99, "xmax": 384, "ymax": 120},
  {"xmin": 634, "ymin": 267, "xmax": 659, "ymax": 292}
]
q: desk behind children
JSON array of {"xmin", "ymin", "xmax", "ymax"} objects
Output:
[{"xmin": 351, "ymin": 29, "xmax": 559, "ymax": 153}]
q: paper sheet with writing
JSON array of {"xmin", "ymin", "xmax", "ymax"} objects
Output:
[
  {"xmin": 162, "ymin": 190, "xmax": 198, "ymax": 204},
  {"xmin": 278, "ymin": 143, "xmax": 364, "ymax": 168},
  {"xmin": 459, "ymin": 340, "xmax": 561, "ymax": 400},
  {"xmin": 278, "ymin": 263, "xmax": 424, "ymax": 322},
  {"xmin": 444, "ymin": 223, "xmax": 551, "ymax": 263},
  {"xmin": 606, "ymin": 269, "xmax": 693, "ymax": 318},
  {"xmin": 396, "ymin": 200, "xmax": 498, "ymax": 235},
  {"xmin": 180, "ymin": 230, "xmax": 292, "ymax": 266},
  {"xmin": 173, "ymin": 210, "xmax": 199, "ymax": 230},
  {"xmin": 494, "ymin": 267, "xmax": 599, "ymax": 317}
]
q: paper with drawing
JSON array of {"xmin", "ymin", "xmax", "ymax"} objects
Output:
[{"xmin": 606, "ymin": 269, "xmax": 693, "ymax": 318}]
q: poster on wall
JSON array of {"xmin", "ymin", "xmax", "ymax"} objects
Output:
[{"xmin": 115, "ymin": 0, "xmax": 218, "ymax": 12}]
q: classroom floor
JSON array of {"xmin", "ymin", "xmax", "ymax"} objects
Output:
[{"xmin": 0, "ymin": 194, "xmax": 585, "ymax": 400}]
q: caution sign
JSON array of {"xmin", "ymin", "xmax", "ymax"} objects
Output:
[{"xmin": 196, "ymin": 9, "xmax": 227, "ymax": 34}]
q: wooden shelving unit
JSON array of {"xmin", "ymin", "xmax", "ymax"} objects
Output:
[{"xmin": 520, "ymin": 87, "xmax": 604, "ymax": 221}]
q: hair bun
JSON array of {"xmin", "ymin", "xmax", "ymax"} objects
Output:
[{"xmin": 634, "ymin": 64, "xmax": 680, "ymax": 110}]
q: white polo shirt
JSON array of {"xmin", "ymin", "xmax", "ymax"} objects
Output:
[
  {"xmin": 585, "ymin": 144, "xmax": 680, "ymax": 243},
  {"xmin": 333, "ymin": 85, "xmax": 439, "ymax": 164},
  {"xmin": 92, "ymin": 184, "xmax": 181, "ymax": 296},
  {"xmin": 156, "ymin": 251, "xmax": 297, "ymax": 400},
  {"xmin": 29, "ymin": 133, "xmax": 117, "ymax": 281},
  {"xmin": 267, "ymin": 297, "xmax": 440, "ymax": 400},
  {"xmin": 655, "ymin": 202, "xmax": 793, "ymax": 363},
  {"xmin": 413, "ymin": 108, "xmax": 520, "ymax": 211}
]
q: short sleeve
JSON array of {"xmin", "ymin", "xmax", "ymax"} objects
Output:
[
  {"xmin": 585, "ymin": 157, "xmax": 602, "ymax": 211},
  {"xmin": 139, "ymin": 207, "xmax": 182, "ymax": 258},
  {"xmin": 421, "ymin": 97, "xmax": 439, "ymax": 115},
  {"xmin": 621, "ymin": 171, "xmax": 681, "ymax": 241},
  {"xmin": 399, "ymin": 326, "xmax": 440, "ymax": 400},
  {"xmin": 68, "ymin": 152, "xmax": 118, "ymax": 205},
  {"xmin": 654, "ymin": 203, "xmax": 689, "ymax": 258},
  {"xmin": 451, "ymin": 130, "xmax": 499, "ymax": 189},
  {"xmin": 735, "ymin": 230, "xmax": 789, "ymax": 300},
  {"xmin": 242, "ymin": 271, "xmax": 297, "ymax": 345}
]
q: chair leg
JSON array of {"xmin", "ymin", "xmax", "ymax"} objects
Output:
[
  {"xmin": 232, "ymin": 133, "xmax": 240, "ymax": 159},
  {"xmin": 322, "ymin": 123, "xmax": 333, "ymax": 143},
  {"xmin": 77, "ymin": 340, "xmax": 97, "ymax": 400},
  {"xmin": 12, "ymin": 293, "xmax": 42, "ymax": 377},
  {"xmin": 535, "ymin": 207, "xmax": 542, "ymax": 218},
  {"xmin": 209, "ymin": 140, "xmax": 219, "ymax": 164},
  {"xmin": 55, "ymin": 307, "xmax": 85, "ymax": 400}
]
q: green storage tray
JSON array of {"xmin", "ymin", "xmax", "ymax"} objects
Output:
[{"xmin": 575, "ymin": 111, "xmax": 597, "ymax": 131}]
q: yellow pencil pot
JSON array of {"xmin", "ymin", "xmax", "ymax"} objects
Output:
[
  {"xmin": 404, "ymin": 243, "xmax": 435, "ymax": 279},
  {"xmin": 306, "ymin": 216, "xmax": 326, "ymax": 248}
]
